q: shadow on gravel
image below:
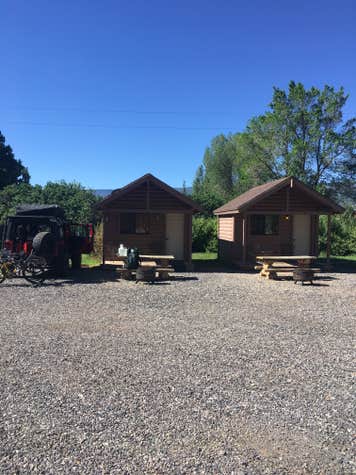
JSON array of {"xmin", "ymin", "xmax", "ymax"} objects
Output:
[
  {"xmin": 2, "ymin": 268, "xmax": 201, "ymax": 288},
  {"xmin": 192, "ymin": 259, "xmax": 244, "ymax": 274}
]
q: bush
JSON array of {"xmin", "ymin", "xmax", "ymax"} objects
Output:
[
  {"xmin": 93, "ymin": 221, "xmax": 103, "ymax": 259},
  {"xmin": 192, "ymin": 216, "xmax": 218, "ymax": 252},
  {"xmin": 319, "ymin": 208, "xmax": 356, "ymax": 256}
]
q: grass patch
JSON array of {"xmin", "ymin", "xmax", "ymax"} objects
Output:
[
  {"xmin": 317, "ymin": 253, "xmax": 356, "ymax": 272},
  {"xmin": 192, "ymin": 252, "xmax": 217, "ymax": 261},
  {"xmin": 319, "ymin": 251, "xmax": 356, "ymax": 261},
  {"xmin": 82, "ymin": 254, "xmax": 101, "ymax": 267}
]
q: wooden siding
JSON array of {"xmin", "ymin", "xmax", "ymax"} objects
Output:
[
  {"xmin": 218, "ymin": 214, "xmax": 298, "ymax": 263},
  {"xmin": 248, "ymin": 185, "xmax": 331, "ymax": 213},
  {"xmin": 218, "ymin": 216, "xmax": 234, "ymax": 241},
  {"xmin": 247, "ymin": 215, "xmax": 293, "ymax": 259},
  {"xmin": 103, "ymin": 212, "xmax": 166, "ymax": 260},
  {"xmin": 149, "ymin": 181, "xmax": 191, "ymax": 210},
  {"xmin": 106, "ymin": 180, "xmax": 191, "ymax": 211}
]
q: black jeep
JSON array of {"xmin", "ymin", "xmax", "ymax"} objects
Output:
[{"xmin": 2, "ymin": 204, "xmax": 94, "ymax": 274}]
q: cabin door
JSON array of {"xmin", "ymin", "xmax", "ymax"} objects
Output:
[
  {"xmin": 166, "ymin": 213, "xmax": 184, "ymax": 260},
  {"xmin": 293, "ymin": 215, "xmax": 311, "ymax": 255}
]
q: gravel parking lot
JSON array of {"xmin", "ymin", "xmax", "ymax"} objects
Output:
[{"xmin": 0, "ymin": 269, "xmax": 355, "ymax": 474}]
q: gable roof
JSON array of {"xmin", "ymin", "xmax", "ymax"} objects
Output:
[
  {"xmin": 96, "ymin": 173, "xmax": 203, "ymax": 212},
  {"xmin": 214, "ymin": 176, "xmax": 344, "ymax": 215}
]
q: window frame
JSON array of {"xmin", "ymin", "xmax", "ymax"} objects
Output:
[
  {"xmin": 250, "ymin": 215, "xmax": 279, "ymax": 236},
  {"xmin": 120, "ymin": 213, "xmax": 150, "ymax": 235}
]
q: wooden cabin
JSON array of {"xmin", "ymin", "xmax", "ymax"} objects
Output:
[
  {"xmin": 97, "ymin": 173, "xmax": 202, "ymax": 268},
  {"xmin": 214, "ymin": 176, "xmax": 344, "ymax": 265}
]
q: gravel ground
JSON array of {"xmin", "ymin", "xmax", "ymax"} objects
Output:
[{"xmin": 0, "ymin": 269, "xmax": 355, "ymax": 474}]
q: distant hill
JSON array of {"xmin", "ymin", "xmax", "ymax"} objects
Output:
[
  {"xmin": 94, "ymin": 189, "xmax": 113, "ymax": 198},
  {"xmin": 95, "ymin": 186, "xmax": 192, "ymax": 198}
]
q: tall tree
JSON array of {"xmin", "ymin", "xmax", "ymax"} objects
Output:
[
  {"xmin": 239, "ymin": 82, "xmax": 356, "ymax": 189},
  {"xmin": 0, "ymin": 131, "xmax": 30, "ymax": 189},
  {"xmin": 0, "ymin": 181, "xmax": 99, "ymax": 224},
  {"xmin": 193, "ymin": 82, "xmax": 355, "ymax": 213}
]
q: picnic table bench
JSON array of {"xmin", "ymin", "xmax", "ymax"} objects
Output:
[
  {"xmin": 114, "ymin": 254, "xmax": 175, "ymax": 281},
  {"xmin": 256, "ymin": 255, "xmax": 319, "ymax": 280}
]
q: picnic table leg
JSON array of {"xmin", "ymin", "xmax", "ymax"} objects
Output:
[{"xmin": 260, "ymin": 261, "xmax": 275, "ymax": 279}]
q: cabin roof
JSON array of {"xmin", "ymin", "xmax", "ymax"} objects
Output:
[
  {"xmin": 214, "ymin": 176, "xmax": 344, "ymax": 215},
  {"xmin": 96, "ymin": 173, "xmax": 203, "ymax": 212}
]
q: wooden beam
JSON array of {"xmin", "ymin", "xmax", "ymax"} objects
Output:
[
  {"xmin": 286, "ymin": 187, "xmax": 290, "ymax": 212},
  {"xmin": 242, "ymin": 215, "xmax": 247, "ymax": 264},
  {"xmin": 103, "ymin": 208, "xmax": 193, "ymax": 214},
  {"xmin": 326, "ymin": 214, "xmax": 331, "ymax": 267},
  {"xmin": 184, "ymin": 214, "xmax": 193, "ymax": 265},
  {"xmin": 102, "ymin": 215, "xmax": 106, "ymax": 265},
  {"xmin": 146, "ymin": 180, "xmax": 150, "ymax": 210}
]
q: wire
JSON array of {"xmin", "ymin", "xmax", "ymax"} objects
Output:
[
  {"xmin": 5, "ymin": 120, "xmax": 234, "ymax": 131},
  {"xmin": 2, "ymin": 105, "xmax": 236, "ymax": 116}
]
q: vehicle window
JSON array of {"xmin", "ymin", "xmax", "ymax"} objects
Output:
[{"xmin": 70, "ymin": 225, "xmax": 87, "ymax": 237}]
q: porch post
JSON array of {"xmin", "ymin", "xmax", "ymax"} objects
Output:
[
  {"xmin": 326, "ymin": 214, "xmax": 331, "ymax": 268},
  {"xmin": 185, "ymin": 213, "xmax": 192, "ymax": 266},
  {"xmin": 102, "ymin": 214, "xmax": 106, "ymax": 266},
  {"xmin": 242, "ymin": 215, "xmax": 247, "ymax": 264}
]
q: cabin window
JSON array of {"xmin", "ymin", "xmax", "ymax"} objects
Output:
[
  {"xmin": 120, "ymin": 213, "xmax": 149, "ymax": 234},
  {"xmin": 251, "ymin": 215, "xmax": 279, "ymax": 235}
]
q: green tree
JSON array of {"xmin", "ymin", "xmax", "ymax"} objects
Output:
[
  {"xmin": 0, "ymin": 181, "xmax": 99, "ymax": 224},
  {"xmin": 319, "ymin": 207, "xmax": 356, "ymax": 256},
  {"xmin": 0, "ymin": 131, "xmax": 30, "ymax": 189},
  {"xmin": 239, "ymin": 82, "xmax": 356, "ymax": 189},
  {"xmin": 42, "ymin": 181, "xmax": 99, "ymax": 223},
  {"xmin": 192, "ymin": 135, "xmax": 240, "ymax": 214},
  {"xmin": 192, "ymin": 216, "xmax": 218, "ymax": 252},
  {"xmin": 0, "ymin": 183, "xmax": 42, "ymax": 223}
]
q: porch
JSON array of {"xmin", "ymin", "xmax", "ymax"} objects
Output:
[{"xmin": 102, "ymin": 211, "xmax": 192, "ymax": 265}]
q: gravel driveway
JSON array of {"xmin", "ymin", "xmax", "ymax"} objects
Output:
[{"xmin": 0, "ymin": 269, "xmax": 355, "ymax": 474}]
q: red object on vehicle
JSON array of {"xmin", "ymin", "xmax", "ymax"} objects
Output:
[{"xmin": 4, "ymin": 239, "xmax": 13, "ymax": 251}]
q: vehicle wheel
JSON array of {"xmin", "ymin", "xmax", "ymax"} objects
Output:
[
  {"xmin": 23, "ymin": 261, "xmax": 46, "ymax": 286},
  {"xmin": 71, "ymin": 253, "xmax": 82, "ymax": 270},
  {"xmin": 32, "ymin": 232, "xmax": 56, "ymax": 257}
]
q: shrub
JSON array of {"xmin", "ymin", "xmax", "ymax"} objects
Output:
[
  {"xmin": 93, "ymin": 221, "xmax": 103, "ymax": 259},
  {"xmin": 319, "ymin": 208, "xmax": 356, "ymax": 256},
  {"xmin": 192, "ymin": 216, "xmax": 218, "ymax": 252}
]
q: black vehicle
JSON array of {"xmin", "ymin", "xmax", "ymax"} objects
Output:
[{"xmin": 1, "ymin": 204, "xmax": 94, "ymax": 274}]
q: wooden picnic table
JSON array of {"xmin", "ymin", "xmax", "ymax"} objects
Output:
[
  {"xmin": 114, "ymin": 254, "xmax": 175, "ymax": 280},
  {"xmin": 256, "ymin": 255, "xmax": 317, "ymax": 279},
  {"xmin": 139, "ymin": 254, "xmax": 175, "ymax": 266}
]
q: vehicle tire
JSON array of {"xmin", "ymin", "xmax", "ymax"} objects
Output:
[
  {"xmin": 23, "ymin": 259, "xmax": 46, "ymax": 286},
  {"xmin": 32, "ymin": 232, "xmax": 56, "ymax": 258},
  {"xmin": 71, "ymin": 253, "xmax": 82, "ymax": 270},
  {"xmin": 0, "ymin": 266, "xmax": 6, "ymax": 284}
]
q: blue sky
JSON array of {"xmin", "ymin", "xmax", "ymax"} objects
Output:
[{"xmin": 1, "ymin": 0, "xmax": 355, "ymax": 189}]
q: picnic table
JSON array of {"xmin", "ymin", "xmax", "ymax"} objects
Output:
[
  {"xmin": 114, "ymin": 254, "xmax": 175, "ymax": 280},
  {"xmin": 256, "ymin": 255, "xmax": 317, "ymax": 280}
]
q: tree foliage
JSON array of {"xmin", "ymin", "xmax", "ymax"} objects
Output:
[
  {"xmin": 0, "ymin": 181, "xmax": 99, "ymax": 224},
  {"xmin": 192, "ymin": 216, "xmax": 217, "ymax": 252},
  {"xmin": 240, "ymin": 82, "xmax": 356, "ymax": 188},
  {"xmin": 191, "ymin": 82, "xmax": 355, "ymax": 254},
  {"xmin": 319, "ymin": 208, "xmax": 356, "ymax": 256},
  {"xmin": 192, "ymin": 82, "xmax": 356, "ymax": 214},
  {"xmin": 0, "ymin": 131, "xmax": 30, "ymax": 189}
]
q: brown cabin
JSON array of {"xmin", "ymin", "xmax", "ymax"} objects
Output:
[
  {"xmin": 214, "ymin": 176, "xmax": 344, "ymax": 265},
  {"xmin": 97, "ymin": 173, "xmax": 202, "ymax": 268}
]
